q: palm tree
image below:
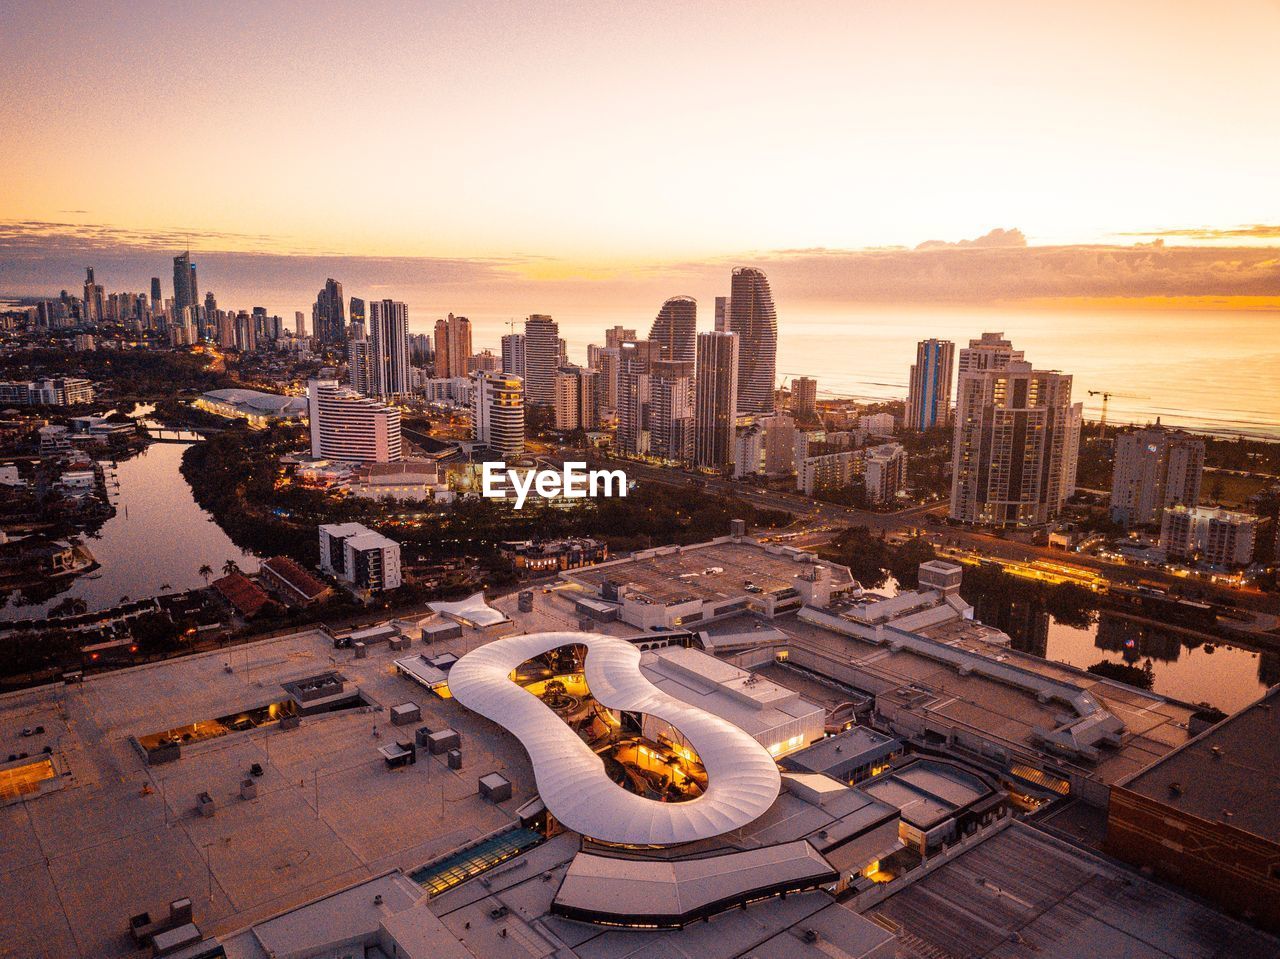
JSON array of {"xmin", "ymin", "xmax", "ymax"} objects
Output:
[
  {"xmin": 221, "ymin": 559, "xmax": 241, "ymax": 577},
  {"xmin": 198, "ymin": 564, "xmax": 213, "ymax": 585}
]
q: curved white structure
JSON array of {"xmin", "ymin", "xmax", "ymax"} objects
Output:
[{"xmin": 449, "ymin": 631, "xmax": 781, "ymax": 846}]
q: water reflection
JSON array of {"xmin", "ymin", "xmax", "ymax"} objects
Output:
[
  {"xmin": 976, "ymin": 597, "xmax": 1271, "ymax": 713},
  {"xmin": 0, "ymin": 442, "xmax": 258, "ymax": 620}
]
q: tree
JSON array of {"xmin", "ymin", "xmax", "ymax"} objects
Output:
[
  {"xmin": 198, "ymin": 564, "xmax": 213, "ymax": 585},
  {"xmin": 222, "ymin": 559, "xmax": 241, "ymax": 577}
]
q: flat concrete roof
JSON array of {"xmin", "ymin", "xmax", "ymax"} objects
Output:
[
  {"xmin": 872, "ymin": 822, "xmax": 1280, "ymax": 958},
  {"xmin": 566, "ymin": 538, "xmax": 854, "ymax": 607},
  {"xmin": 0, "ymin": 624, "xmax": 536, "ymax": 958},
  {"xmin": 781, "ymin": 725, "xmax": 901, "ymax": 776},
  {"xmin": 1120, "ymin": 684, "xmax": 1280, "ymax": 842},
  {"xmin": 777, "ymin": 614, "xmax": 1195, "ymax": 786}
]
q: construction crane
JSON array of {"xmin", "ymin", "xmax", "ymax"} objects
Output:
[{"xmin": 1087, "ymin": 390, "xmax": 1149, "ymax": 439}]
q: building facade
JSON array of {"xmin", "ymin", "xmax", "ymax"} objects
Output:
[
  {"xmin": 1110, "ymin": 425, "xmax": 1205, "ymax": 527},
  {"xmin": 694, "ymin": 331, "xmax": 739, "ymax": 471},
  {"xmin": 957, "ymin": 331, "xmax": 1023, "ymax": 375},
  {"xmin": 433, "ymin": 313, "xmax": 472, "ymax": 378},
  {"xmin": 648, "ymin": 295, "xmax": 697, "ymax": 363},
  {"xmin": 471, "ymin": 370, "xmax": 525, "ymax": 458},
  {"xmin": 307, "ymin": 376, "xmax": 403, "ymax": 463},
  {"xmin": 318, "ymin": 522, "xmax": 402, "ymax": 592},
  {"xmin": 864, "ymin": 442, "xmax": 907, "ymax": 503},
  {"xmin": 1160, "ymin": 505, "xmax": 1258, "ymax": 566},
  {"xmin": 553, "ymin": 367, "xmax": 599, "ymax": 431},
  {"xmin": 647, "ymin": 359, "xmax": 695, "ymax": 464},
  {"xmin": 368, "ymin": 299, "xmax": 411, "ymax": 399},
  {"xmin": 905, "ymin": 338, "xmax": 955, "ymax": 431},
  {"xmin": 522, "ymin": 314, "xmax": 560, "ymax": 406},
  {"xmin": 312, "ymin": 277, "xmax": 345, "ymax": 345},
  {"xmin": 728, "ymin": 267, "xmax": 778, "ymax": 414},
  {"xmin": 950, "ymin": 360, "xmax": 1082, "ymax": 527}
]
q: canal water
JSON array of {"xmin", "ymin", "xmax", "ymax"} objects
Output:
[
  {"xmin": 979, "ymin": 600, "xmax": 1274, "ymax": 714},
  {"xmin": 0, "ymin": 440, "xmax": 259, "ymax": 621}
]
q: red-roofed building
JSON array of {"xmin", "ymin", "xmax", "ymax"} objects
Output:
[
  {"xmin": 212, "ymin": 572, "xmax": 275, "ymax": 619},
  {"xmin": 259, "ymin": 556, "xmax": 333, "ymax": 607}
]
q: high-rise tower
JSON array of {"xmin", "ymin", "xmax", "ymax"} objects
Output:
[
  {"xmin": 728, "ymin": 268, "xmax": 778, "ymax": 414},
  {"xmin": 694, "ymin": 331, "xmax": 739, "ymax": 471},
  {"xmin": 905, "ymin": 339, "xmax": 955, "ymax": 431},
  {"xmin": 648, "ymin": 296, "xmax": 697, "ymax": 363},
  {"xmin": 523, "ymin": 314, "xmax": 560, "ymax": 406}
]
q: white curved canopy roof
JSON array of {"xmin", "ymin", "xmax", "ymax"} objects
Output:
[
  {"xmin": 448, "ymin": 631, "xmax": 781, "ymax": 846},
  {"xmin": 428, "ymin": 592, "xmax": 508, "ymax": 628}
]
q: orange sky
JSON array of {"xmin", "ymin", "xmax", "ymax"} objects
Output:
[{"xmin": 3, "ymin": 0, "xmax": 1279, "ymax": 264}]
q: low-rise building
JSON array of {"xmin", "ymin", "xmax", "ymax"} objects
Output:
[
  {"xmin": 319, "ymin": 522, "xmax": 402, "ymax": 592},
  {"xmin": 194, "ymin": 388, "xmax": 308, "ymax": 428},
  {"xmin": 1160, "ymin": 504, "xmax": 1258, "ymax": 567},
  {"xmin": 258, "ymin": 556, "xmax": 333, "ymax": 606},
  {"xmin": 0, "ymin": 377, "xmax": 95, "ymax": 406},
  {"xmin": 499, "ymin": 538, "xmax": 608, "ymax": 574}
]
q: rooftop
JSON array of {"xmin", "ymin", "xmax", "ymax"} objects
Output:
[
  {"xmin": 872, "ymin": 822, "xmax": 1280, "ymax": 958},
  {"xmin": 565, "ymin": 537, "xmax": 854, "ymax": 607},
  {"xmin": 1119, "ymin": 684, "xmax": 1280, "ymax": 842}
]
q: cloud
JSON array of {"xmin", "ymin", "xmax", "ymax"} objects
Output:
[
  {"xmin": 1115, "ymin": 224, "xmax": 1280, "ymax": 241},
  {"xmin": 914, "ymin": 227, "xmax": 1027, "ymax": 250}
]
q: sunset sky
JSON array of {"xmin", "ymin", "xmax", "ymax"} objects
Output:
[{"xmin": 2, "ymin": 0, "xmax": 1279, "ymax": 313}]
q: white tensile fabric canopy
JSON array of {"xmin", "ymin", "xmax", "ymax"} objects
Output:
[
  {"xmin": 448, "ymin": 631, "xmax": 781, "ymax": 846},
  {"xmin": 427, "ymin": 592, "xmax": 508, "ymax": 628}
]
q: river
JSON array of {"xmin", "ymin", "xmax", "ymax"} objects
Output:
[{"xmin": 0, "ymin": 440, "xmax": 259, "ymax": 621}]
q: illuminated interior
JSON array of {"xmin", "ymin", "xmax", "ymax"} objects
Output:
[
  {"xmin": 0, "ymin": 756, "xmax": 57, "ymax": 802},
  {"xmin": 136, "ymin": 699, "xmax": 297, "ymax": 754},
  {"xmin": 513, "ymin": 644, "xmax": 708, "ymax": 805}
]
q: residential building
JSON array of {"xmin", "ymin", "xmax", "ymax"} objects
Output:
[
  {"xmin": 905, "ymin": 338, "xmax": 955, "ymax": 430},
  {"xmin": 694, "ymin": 331, "xmax": 739, "ymax": 471},
  {"xmin": 792, "ymin": 376, "xmax": 817, "ymax": 418},
  {"xmin": 348, "ymin": 338, "xmax": 374, "ymax": 396},
  {"xmin": 729, "ymin": 267, "xmax": 778, "ymax": 413},
  {"xmin": 864, "ymin": 442, "xmax": 907, "ymax": 503},
  {"xmin": 365, "ymin": 299, "xmax": 411, "ymax": 399},
  {"xmin": 307, "ymin": 376, "xmax": 402, "ymax": 463},
  {"xmin": 1110, "ymin": 425, "xmax": 1205, "ymax": 527},
  {"xmin": 858, "ymin": 412, "xmax": 895, "ymax": 435},
  {"xmin": 733, "ymin": 422, "xmax": 764, "ymax": 478},
  {"xmin": 433, "ymin": 313, "xmax": 472, "ymax": 378},
  {"xmin": 318, "ymin": 522, "xmax": 402, "ymax": 592},
  {"xmin": 760, "ymin": 412, "xmax": 797, "ymax": 475},
  {"xmin": 648, "ymin": 295, "xmax": 697, "ymax": 363},
  {"xmin": 647, "ymin": 359, "xmax": 695, "ymax": 463},
  {"xmin": 465, "ymin": 350, "xmax": 501, "ymax": 374},
  {"xmin": 500, "ymin": 332, "xmax": 526, "ymax": 377},
  {"xmin": 348, "ymin": 296, "xmax": 366, "ymax": 340},
  {"xmin": 950, "ymin": 360, "xmax": 1082, "ymax": 527},
  {"xmin": 714, "ymin": 295, "xmax": 730, "ymax": 332},
  {"xmin": 798, "ymin": 449, "xmax": 863, "ymax": 496},
  {"xmin": 587, "ymin": 344, "xmax": 620, "ymax": 411},
  {"xmin": 1160, "ymin": 505, "xmax": 1258, "ymax": 566},
  {"xmin": 553, "ymin": 367, "xmax": 599, "ymax": 431},
  {"xmin": 615, "ymin": 339, "xmax": 658, "ymax": 455},
  {"xmin": 0, "ymin": 377, "xmax": 95, "ymax": 406},
  {"xmin": 294, "ymin": 310, "xmax": 306, "ymax": 337},
  {"xmin": 471, "ymin": 370, "xmax": 524, "ymax": 458},
  {"xmin": 312, "ymin": 277, "xmax": 345, "ymax": 344},
  {"xmin": 957, "ymin": 331, "xmax": 1023, "ymax": 375},
  {"xmin": 522, "ymin": 314, "xmax": 560, "ymax": 405},
  {"xmin": 604, "ymin": 325, "xmax": 636, "ymax": 349}
]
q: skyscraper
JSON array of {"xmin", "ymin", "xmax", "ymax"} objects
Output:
[
  {"xmin": 648, "ymin": 359, "xmax": 695, "ymax": 464},
  {"xmin": 714, "ymin": 296, "xmax": 731, "ymax": 333},
  {"xmin": 554, "ymin": 367, "xmax": 599, "ymax": 431},
  {"xmin": 173, "ymin": 252, "xmax": 198, "ymax": 323},
  {"xmin": 368, "ymin": 299, "xmax": 411, "ymax": 399},
  {"xmin": 728, "ymin": 267, "xmax": 778, "ymax": 414},
  {"xmin": 1110, "ymin": 425, "xmax": 1204, "ymax": 527},
  {"xmin": 312, "ymin": 278, "xmax": 346, "ymax": 344},
  {"xmin": 472, "ymin": 371, "xmax": 525, "ymax": 458},
  {"xmin": 150, "ymin": 277, "xmax": 163, "ymax": 314},
  {"xmin": 950, "ymin": 359, "xmax": 1082, "ymax": 527},
  {"xmin": 604, "ymin": 325, "xmax": 636, "ymax": 349},
  {"xmin": 588, "ymin": 344, "xmax": 621, "ymax": 412},
  {"xmin": 648, "ymin": 296, "xmax": 697, "ymax": 363},
  {"xmin": 82, "ymin": 267, "xmax": 103, "ymax": 324},
  {"xmin": 694, "ymin": 331, "xmax": 738, "ymax": 471},
  {"xmin": 433, "ymin": 313, "xmax": 472, "ymax": 378},
  {"xmin": 349, "ymin": 297, "xmax": 367, "ymax": 340},
  {"xmin": 616, "ymin": 339, "xmax": 658, "ymax": 455},
  {"xmin": 501, "ymin": 333, "xmax": 526, "ymax": 378},
  {"xmin": 349, "ymin": 339, "xmax": 374, "ymax": 396},
  {"xmin": 957, "ymin": 331, "xmax": 1023, "ymax": 375},
  {"xmin": 523, "ymin": 314, "xmax": 560, "ymax": 406},
  {"xmin": 295, "ymin": 311, "xmax": 307, "ymax": 338},
  {"xmin": 905, "ymin": 339, "xmax": 955, "ymax": 431},
  {"xmin": 792, "ymin": 376, "xmax": 817, "ymax": 419}
]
